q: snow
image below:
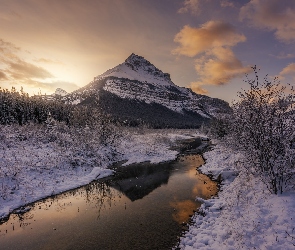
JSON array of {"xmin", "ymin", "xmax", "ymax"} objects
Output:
[
  {"xmin": 3, "ymin": 124, "xmax": 293, "ymax": 250},
  {"xmin": 178, "ymin": 141, "xmax": 295, "ymax": 250},
  {"xmin": 117, "ymin": 130, "xmax": 185, "ymax": 166},
  {"xmin": 103, "ymin": 79, "xmax": 185, "ymax": 113},
  {"xmin": 0, "ymin": 126, "xmax": 198, "ymax": 220},
  {"xmin": 94, "ymin": 55, "xmax": 228, "ymax": 118},
  {"xmin": 96, "ymin": 54, "xmax": 177, "ymax": 88},
  {"xmin": 71, "ymin": 99, "xmax": 81, "ymax": 105},
  {"xmin": 102, "ymin": 78, "xmax": 213, "ymax": 117},
  {"xmin": 98, "ymin": 62, "xmax": 172, "ymax": 86},
  {"xmin": 95, "ymin": 54, "xmax": 214, "ymax": 116}
]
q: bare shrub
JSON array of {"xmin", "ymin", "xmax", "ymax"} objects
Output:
[{"xmin": 228, "ymin": 66, "xmax": 295, "ymax": 194}]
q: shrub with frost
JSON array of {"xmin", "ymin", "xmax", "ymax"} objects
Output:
[
  {"xmin": 228, "ymin": 66, "xmax": 295, "ymax": 194},
  {"xmin": 211, "ymin": 66, "xmax": 295, "ymax": 194}
]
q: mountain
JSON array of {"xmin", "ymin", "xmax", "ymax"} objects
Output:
[{"xmin": 58, "ymin": 53, "xmax": 231, "ymax": 128}]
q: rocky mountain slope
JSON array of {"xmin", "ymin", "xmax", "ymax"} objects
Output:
[{"xmin": 57, "ymin": 53, "xmax": 231, "ymax": 128}]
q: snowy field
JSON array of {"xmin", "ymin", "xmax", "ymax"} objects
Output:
[
  {"xmin": 178, "ymin": 141, "xmax": 295, "ymax": 250},
  {"xmin": 0, "ymin": 125, "xmax": 197, "ymax": 220}
]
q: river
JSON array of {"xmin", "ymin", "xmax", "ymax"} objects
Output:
[{"xmin": 0, "ymin": 141, "xmax": 217, "ymax": 250}]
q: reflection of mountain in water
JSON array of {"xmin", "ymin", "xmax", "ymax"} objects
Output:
[{"xmin": 110, "ymin": 162, "xmax": 174, "ymax": 201}]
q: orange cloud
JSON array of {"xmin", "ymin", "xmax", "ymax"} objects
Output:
[
  {"xmin": 8, "ymin": 60, "xmax": 54, "ymax": 80},
  {"xmin": 24, "ymin": 79, "xmax": 79, "ymax": 92},
  {"xmin": 173, "ymin": 21, "xmax": 246, "ymax": 57},
  {"xmin": 280, "ymin": 63, "xmax": 295, "ymax": 76},
  {"xmin": 195, "ymin": 47, "xmax": 251, "ymax": 86},
  {"xmin": 0, "ymin": 39, "xmax": 20, "ymax": 62},
  {"xmin": 34, "ymin": 58, "xmax": 64, "ymax": 65},
  {"xmin": 240, "ymin": 0, "xmax": 295, "ymax": 43},
  {"xmin": 178, "ymin": 0, "xmax": 201, "ymax": 15},
  {"xmin": 0, "ymin": 71, "xmax": 7, "ymax": 80},
  {"xmin": 0, "ymin": 38, "xmax": 20, "ymax": 52},
  {"xmin": 0, "ymin": 38, "xmax": 79, "ymax": 94},
  {"xmin": 190, "ymin": 83, "xmax": 208, "ymax": 95},
  {"xmin": 173, "ymin": 21, "xmax": 249, "ymax": 94}
]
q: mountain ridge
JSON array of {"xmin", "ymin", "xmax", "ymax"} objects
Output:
[{"xmin": 56, "ymin": 53, "xmax": 231, "ymax": 128}]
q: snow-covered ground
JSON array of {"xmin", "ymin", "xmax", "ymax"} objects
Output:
[
  {"xmin": 3, "ymin": 124, "xmax": 294, "ymax": 249},
  {"xmin": 179, "ymin": 141, "xmax": 295, "ymax": 250},
  {"xmin": 0, "ymin": 125, "xmax": 197, "ymax": 220}
]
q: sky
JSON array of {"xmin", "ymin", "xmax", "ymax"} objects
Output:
[{"xmin": 1, "ymin": 0, "xmax": 295, "ymax": 103}]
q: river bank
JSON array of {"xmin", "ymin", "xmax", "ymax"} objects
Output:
[
  {"xmin": 0, "ymin": 143, "xmax": 217, "ymax": 250},
  {"xmin": 178, "ymin": 140, "xmax": 295, "ymax": 249},
  {"xmin": 0, "ymin": 126, "xmax": 202, "ymax": 221},
  {"xmin": 5, "ymin": 124, "xmax": 293, "ymax": 249}
]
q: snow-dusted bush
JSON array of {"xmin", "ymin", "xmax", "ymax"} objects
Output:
[
  {"xmin": 228, "ymin": 66, "xmax": 295, "ymax": 194},
  {"xmin": 209, "ymin": 114, "xmax": 231, "ymax": 139}
]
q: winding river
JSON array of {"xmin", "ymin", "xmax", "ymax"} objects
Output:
[{"xmin": 0, "ymin": 141, "xmax": 217, "ymax": 250}]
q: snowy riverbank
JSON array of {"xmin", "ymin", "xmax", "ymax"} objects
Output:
[
  {"xmin": 179, "ymin": 141, "xmax": 295, "ymax": 249},
  {"xmin": 0, "ymin": 125, "xmax": 198, "ymax": 220},
  {"xmin": 4, "ymin": 125, "xmax": 294, "ymax": 250}
]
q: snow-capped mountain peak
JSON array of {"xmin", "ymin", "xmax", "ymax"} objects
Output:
[
  {"xmin": 125, "ymin": 53, "xmax": 152, "ymax": 68},
  {"xmin": 125, "ymin": 53, "xmax": 171, "ymax": 80},
  {"xmin": 96, "ymin": 53, "xmax": 172, "ymax": 86},
  {"xmin": 60, "ymin": 53, "xmax": 231, "ymax": 128}
]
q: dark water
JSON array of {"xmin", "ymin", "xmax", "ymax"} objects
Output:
[{"xmin": 0, "ymin": 153, "xmax": 217, "ymax": 250}]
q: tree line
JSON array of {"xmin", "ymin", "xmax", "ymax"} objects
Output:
[{"xmin": 0, "ymin": 87, "xmax": 108, "ymax": 127}]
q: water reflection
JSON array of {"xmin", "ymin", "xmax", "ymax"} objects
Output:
[
  {"xmin": 170, "ymin": 200, "xmax": 198, "ymax": 224},
  {"xmin": 110, "ymin": 162, "xmax": 174, "ymax": 201},
  {"xmin": 0, "ymin": 152, "xmax": 218, "ymax": 250}
]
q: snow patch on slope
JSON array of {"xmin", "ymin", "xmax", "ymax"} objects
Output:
[{"xmin": 103, "ymin": 78, "xmax": 211, "ymax": 117}]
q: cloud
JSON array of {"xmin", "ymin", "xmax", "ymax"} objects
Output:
[
  {"xmin": 178, "ymin": 0, "xmax": 235, "ymax": 15},
  {"xmin": 0, "ymin": 39, "xmax": 53, "ymax": 82},
  {"xmin": 0, "ymin": 38, "xmax": 20, "ymax": 62},
  {"xmin": 220, "ymin": 0, "xmax": 235, "ymax": 8},
  {"xmin": 190, "ymin": 83, "xmax": 208, "ymax": 95},
  {"xmin": 0, "ymin": 71, "xmax": 7, "ymax": 80},
  {"xmin": 8, "ymin": 60, "xmax": 54, "ymax": 80},
  {"xmin": 0, "ymin": 38, "xmax": 20, "ymax": 52},
  {"xmin": 271, "ymin": 52, "xmax": 295, "ymax": 59},
  {"xmin": 0, "ymin": 8, "xmax": 21, "ymax": 22},
  {"xmin": 34, "ymin": 58, "xmax": 64, "ymax": 65},
  {"xmin": 277, "ymin": 63, "xmax": 295, "ymax": 82},
  {"xmin": 178, "ymin": 0, "xmax": 201, "ymax": 15},
  {"xmin": 194, "ymin": 47, "xmax": 250, "ymax": 85},
  {"xmin": 50, "ymin": 81, "xmax": 79, "ymax": 91},
  {"xmin": 173, "ymin": 21, "xmax": 249, "ymax": 94},
  {"xmin": 240, "ymin": 0, "xmax": 295, "ymax": 43},
  {"xmin": 173, "ymin": 21, "xmax": 246, "ymax": 57},
  {"xmin": 25, "ymin": 79, "xmax": 79, "ymax": 93},
  {"xmin": 0, "ymin": 38, "xmax": 79, "ymax": 95},
  {"xmin": 280, "ymin": 63, "xmax": 295, "ymax": 76}
]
